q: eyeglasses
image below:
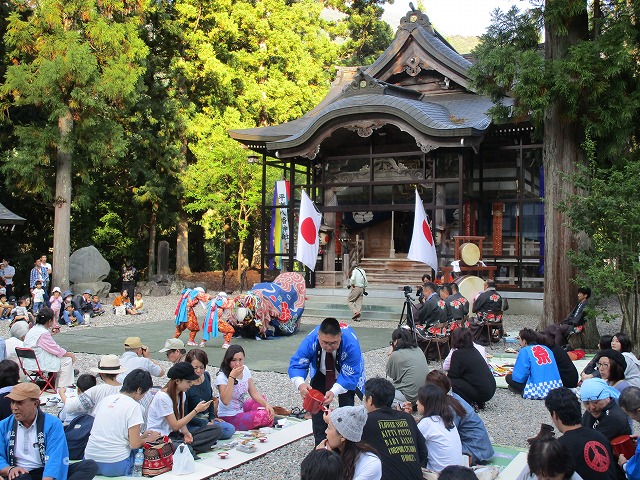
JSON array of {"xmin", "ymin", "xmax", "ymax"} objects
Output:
[
  {"xmin": 319, "ymin": 340, "xmax": 340, "ymax": 348},
  {"xmin": 597, "ymin": 362, "xmax": 610, "ymax": 368}
]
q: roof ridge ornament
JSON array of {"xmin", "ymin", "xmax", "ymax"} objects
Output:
[
  {"xmin": 343, "ymin": 70, "xmax": 386, "ymax": 96},
  {"xmin": 399, "ymin": 9, "xmax": 434, "ymax": 34}
]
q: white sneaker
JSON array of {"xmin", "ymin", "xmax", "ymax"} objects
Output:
[
  {"xmin": 186, "ymin": 341, "xmax": 197, "ymax": 346},
  {"xmin": 198, "ymin": 342, "xmax": 206, "ymax": 347},
  {"xmin": 222, "ymin": 343, "xmax": 230, "ymax": 349}
]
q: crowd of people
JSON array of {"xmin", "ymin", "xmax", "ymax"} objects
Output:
[
  {"xmin": 2, "ymin": 259, "xmax": 640, "ymax": 480},
  {"xmin": 0, "ymin": 319, "xmax": 287, "ymax": 478}
]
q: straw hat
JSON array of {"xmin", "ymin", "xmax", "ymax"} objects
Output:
[{"xmin": 91, "ymin": 354, "xmax": 126, "ymax": 375}]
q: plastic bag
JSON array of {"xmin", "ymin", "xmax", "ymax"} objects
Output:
[{"xmin": 172, "ymin": 444, "xmax": 196, "ymax": 475}]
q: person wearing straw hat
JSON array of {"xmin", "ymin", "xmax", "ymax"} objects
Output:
[
  {"xmin": 580, "ymin": 377, "xmax": 631, "ymax": 441},
  {"xmin": 159, "ymin": 338, "xmax": 187, "ymax": 364},
  {"xmin": 59, "ymin": 354, "xmax": 127, "ymax": 418},
  {"xmin": 0, "ymin": 382, "xmax": 99, "ymax": 479}
]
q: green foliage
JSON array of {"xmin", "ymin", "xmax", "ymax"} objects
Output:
[
  {"xmin": 328, "ymin": 0, "xmax": 393, "ymax": 66},
  {"xmin": 469, "ymin": 6, "xmax": 545, "ymax": 124},
  {"xmin": 563, "ymin": 161, "xmax": 640, "ymax": 342},
  {"xmin": 0, "ymin": 0, "xmax": 150, "ymax": 274}
]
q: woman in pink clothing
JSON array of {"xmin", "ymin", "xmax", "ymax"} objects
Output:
[{"xmin": 23, "ymin": 308, "xmax": 76, "ymax": 387}]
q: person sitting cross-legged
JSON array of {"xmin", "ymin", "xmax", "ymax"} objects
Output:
[
  {"xmin": 84, "ymin": 369, "xmax": 162, "ymax": 477},
  {"xmin": 0, "ymin": 382, "xmax": 98, "ymax": 480},
  {"xmin": 505, "ymin": 328, "xmax": 562, "ymax": 399},
  {"xmin": 361, "ymin": 377, "xmax": 427, "ymax": 480}
]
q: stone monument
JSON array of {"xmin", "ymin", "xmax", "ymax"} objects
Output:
[{"xmin": 69, "ymin": 245, "xmax": 111, "ymax": 297}]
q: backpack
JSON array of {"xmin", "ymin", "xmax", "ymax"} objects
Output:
[{"xmin": 64, "ymin": 414, "xmax": 94, "ymax": 460}]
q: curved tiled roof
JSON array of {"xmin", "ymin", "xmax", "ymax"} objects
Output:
[{"xmin": 268, "ymin": 93, "xmax": 491, "ymax": 149}]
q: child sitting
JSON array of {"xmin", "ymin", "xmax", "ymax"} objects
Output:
[
  {"xmin": 58, "ymin": 374, "xmax": 98, "ymax": 424},
  {"xmin": 0, "ymin": 295, "xmax": 12, "ymax": 319},
  {"xmin": 91, "ymin": 295, "xmax": 105, "ymax": 316},
  {"xmin": 10, "ymin": 297, "xmax": 34, "ymax": 326},
  {"xmin": 49, "ymin": 287, "xmax": 63, "ymax": 323},
  {"xmin": 31, "ymin": 280, "xmax": 45, "ymax": 314},
  {"xmin": 133, "ymin": 292, "xmax": 144, "ymax": 312}
]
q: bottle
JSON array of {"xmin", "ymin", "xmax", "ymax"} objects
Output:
[{"xmin": 132, "ymin": 449, "xmax": 144, "ymax": 477}]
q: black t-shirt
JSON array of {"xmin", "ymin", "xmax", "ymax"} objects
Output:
[
  {"xmin": 362, "ymin": 407, "xmax": 427, "ymax": 480},
  {"xmin": 582, "ymin": 399, "xmax": 631, "ymax": 440},
  {"xmin": 558, "ymin": 427, "xmax": 619, "ymax": 480}
]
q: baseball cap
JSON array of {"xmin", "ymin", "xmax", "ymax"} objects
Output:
[
  {"xmin": 124, "ymin": 337, "xmax": 144, "ymax": 349},
  {"xmin": 159, "ymin": 338, "xmax": 185, "ymax": 353},
  {"xmin": 7, "ymin": 383, "xmax": 41, "ymax": 401}
]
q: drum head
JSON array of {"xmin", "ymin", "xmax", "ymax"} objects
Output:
[
  {"xmin": 454, "ymin": 275, "xmax": 485, "ymax": 312},
  {"xmin": 459, "ymin": 242, "xmax": 481, "ymax": 266}
]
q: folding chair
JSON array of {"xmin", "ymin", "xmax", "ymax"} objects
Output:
[
  {"xmin": 422, "ymin": 322, "xmax": 451, "ymax": 363},
  {"xmin": 483, "ymin": 310, "xmax": 504, "ymax": 349},
  {"xmin": 15, "ymin": 347, "xmax": 57, "ymax": 394}
]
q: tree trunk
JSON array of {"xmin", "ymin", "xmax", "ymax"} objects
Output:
[
  {"xmin": 540, "ymin": 1, "xmax": 592, "ymax": 344},
  {"xmin": 52, "ymin": 111, "xmax": 73, "ymax": 292},
  {"xmin": 147, "ymin": 207, "xmax": 157, "ymax": 279},
  {"xmin": 175, "ymin": 209, "xmax": 191, "ymax": 275},
  {"xmin": 251, "ymin": 229, "xmax": 261, "ymax": 268}
]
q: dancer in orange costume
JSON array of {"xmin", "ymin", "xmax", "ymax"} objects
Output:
[{"xmin": 174, "ymin": 287, "xmax": 210, "ymax": 345}]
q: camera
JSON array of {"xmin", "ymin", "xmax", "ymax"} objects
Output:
[{"xmin": 403, "ymin": 286, "xmax": 412, "ymax": 295}]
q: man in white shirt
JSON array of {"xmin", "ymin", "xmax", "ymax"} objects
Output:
[
  {"xmin": 117, "ymin": 336, "xmax": 165, "ymax": 383},
  {"xmin": 0, "ymin": 260, "xmax": 15, "ymax": 298},
  {"xmin": 347, "ymin": 266, "xmax": 368, "ymax": 321}
]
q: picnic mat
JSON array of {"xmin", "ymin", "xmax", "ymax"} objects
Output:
[
  {"xmin": 53, "ymin": 321, "xmax": 391, "ymax": 374},
  {"xmin": 94, "ymin": 417, "xmax": 312, "ymax": 480}
]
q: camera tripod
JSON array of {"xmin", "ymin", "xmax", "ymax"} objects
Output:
[{"xmin": 398, "ymin": 289, "xmax": 423, "ymax": 343}]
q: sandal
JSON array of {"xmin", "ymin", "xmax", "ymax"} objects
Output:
[{"xmin": 289, "ymin": 407, "xmax": 308, "ymax": 419}]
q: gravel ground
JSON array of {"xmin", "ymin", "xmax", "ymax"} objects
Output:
[{"xmin": 7, "ymin": 293, "xmax": 627, "ymax": 480}]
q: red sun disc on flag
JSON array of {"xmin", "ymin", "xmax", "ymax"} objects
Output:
[
  {"xmin": 422, "ymin": 219, "xmax": 434, "ymax": 246},
  {"xmin": 301, "ymin": 218, "xmax": 317, "ymax": 244}
]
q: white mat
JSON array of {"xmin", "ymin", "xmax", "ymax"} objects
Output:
[
  {"xmin": 495, "ymin": 452, "xmax": 527, "ymax": 479},
  {"xmin": 201, "ymin": 419, "xmax": 312, "ymax": 470}
]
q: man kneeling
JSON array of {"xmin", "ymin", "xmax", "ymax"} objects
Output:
[{"xmin": 0, "ymin": 383, "xmax": 98, "ymax": 480}]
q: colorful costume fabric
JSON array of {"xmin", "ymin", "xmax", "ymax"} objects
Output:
[
  {"xmin": 174, "ymin": 289, "xmax": 210, "ymax": 343},
  {"xmin": 511, "ymin": 344, "xmax": 562, "ymax": 399},
  {"xmin": 234, "ymin": 272, "xmax": 306, "ymax": 337},
  {"xmin": 202, "ymin": 293, "xmax": 235, "ymax": 343}
]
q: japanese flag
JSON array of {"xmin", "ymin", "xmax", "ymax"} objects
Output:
[
  {"xmin": 407, "ymin": 189, "xmax": 438, "ymax": 271},
  {"xmin": 295, "ymin": 190, "xmax": 323, "ymax": 271}
]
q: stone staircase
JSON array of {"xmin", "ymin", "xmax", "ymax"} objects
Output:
[
  {"xmin": 303, "ymin": 288, "xmax": 408, "ymax": 324},
  {"xmin": 357, "ymin": 258, "xmax": 430, "ymax": 287}
]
